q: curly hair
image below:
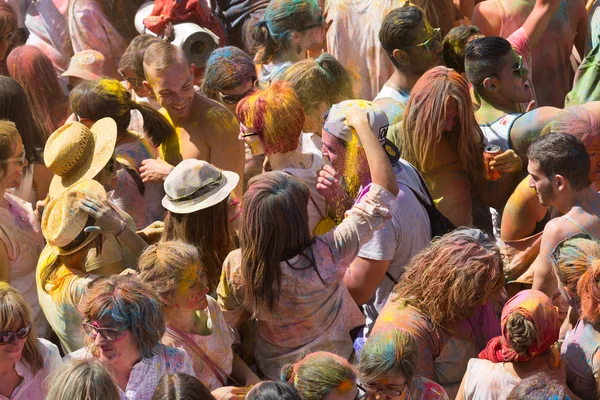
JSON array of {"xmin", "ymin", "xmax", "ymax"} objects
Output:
[
  {"xmin": 79, "ymin": 275, "xmax": 165, "ymax": 360},
  {"xmin": 391, "ymin": 228, "xmax": 504, "ymax": 325}
]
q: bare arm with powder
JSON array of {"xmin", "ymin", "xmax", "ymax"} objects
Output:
[
  {"xmin": 510, "ymin": 107, "xmax": 561, "ymax": 163},
  {"xmin": 501, "ymin": 176, "xmax": 548, "ymax": 241}
]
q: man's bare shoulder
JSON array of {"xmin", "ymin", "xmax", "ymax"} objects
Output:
[
  {"xmin": 189, "ymin": 94, "xmax": 239, "ymax": 136},
  {"xmin": 472, "ymin": 0, "xmax": 502, "ymax": 36}
]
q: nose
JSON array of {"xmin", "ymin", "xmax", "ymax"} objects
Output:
[
  {"xmin": 23, "ymin": 158, "xmax": 29, "ymax": 168},
  {"xmin": 528, "ymin": 176, "xmax": 535, "ymax": 188}
]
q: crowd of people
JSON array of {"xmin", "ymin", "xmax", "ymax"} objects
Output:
[{"xmin": 1, "ymin": 0, "xmax": 600, "ymax": 399}]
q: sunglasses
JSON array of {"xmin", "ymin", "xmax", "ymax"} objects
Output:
[
  {"xmin": 0, "ymin": 31, "xmax": 16, "ymax": 43},
  {"xmin": 219, "ymin": 84, "xmax": 256, "ymax": 105},
  {"xmin": 403, "ymin": 27, "xmax": 441, "ymax": 53},
  {"xmin": 0, "ymin": 323, "xmax": 32, "ymax": 345},
  {"xmin": 357, "ymin": 383, "xmax": 410, "ymax": 399},
  {"xmin": 489, "ymin": 55, "xmax": 526, "ymax": 80},
  {"xmin": 0, "ymin": 150, "xmax": 27, "ymax": 166},
  {"xmin": 82, "ymin": 322, "xmax": 128, "ymax": 342},
  {"xmin": 119, "ymin": 70, "xmax": 144, "ymax": 89}
]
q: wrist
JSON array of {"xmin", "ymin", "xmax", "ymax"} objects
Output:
[{"xmin": 115, "ymin": 220, "xmax": 127, "ymax": 237}]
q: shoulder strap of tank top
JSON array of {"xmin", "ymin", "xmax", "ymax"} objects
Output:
[{"xmin": 563, "ymin": 214, "xmax": 600, "ymax": 240}]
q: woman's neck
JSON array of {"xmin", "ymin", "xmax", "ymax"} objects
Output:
[
  {"xmin": 272, "ymin": 48, "xmax": 304, "ymax": 65},
  {"xmin": 269, "ymin": 151, "xmax": 312, "ymax": 171},
  {"xmin": 165, "ymin": 307, "xmax": 208, "ymax": 335},
  {"xmin": 0, "ymin": 360, "xmax": 17, "ymax": 375},
  {"xmin": 110, "ymin": 352, "xmax": 142, "ymax": 389}
]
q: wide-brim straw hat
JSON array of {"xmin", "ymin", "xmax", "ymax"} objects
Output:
[
  {"xmin": 42, "ymin": 180, "xmax": 108, "ymax": 256},
  {"xmin": 162, "ymin": 159, "xmax": 239, "ymax": 214},
  {"xmin": 45, "ymin": 118, "xmax": 117, "ymax": 199}
]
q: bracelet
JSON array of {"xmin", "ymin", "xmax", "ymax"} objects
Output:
[{"xmin": 115, "ymin": 221, "xmax": 127, "ymax": 237}]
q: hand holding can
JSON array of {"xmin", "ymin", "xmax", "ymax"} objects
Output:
[{"xmin": 484, "ymin": 145, "xmax": 502, "ymax": 181}]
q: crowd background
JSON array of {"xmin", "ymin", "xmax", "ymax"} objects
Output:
[{"xmin": 1, "ymin": 0, "xmax": 600, "ymax": 399}]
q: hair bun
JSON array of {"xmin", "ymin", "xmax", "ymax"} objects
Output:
[{"xmin": 280, "ymin": 363, "xmax": 295, "ymax": 382}]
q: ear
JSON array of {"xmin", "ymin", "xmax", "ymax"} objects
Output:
[
  {"xmin": 482, "ymin": 77, "xmax": 499, "ymax": 92},
  {"xmin": 392, "ymin": 49, "xmax": 410, "ymax": 66},
  {"xmin": 555, "ymin": 174, "xmax": 568, "ymax": 192},
  {"xmin": 142, "ymin": 80, "xmax": 153, "ymax": 94}
]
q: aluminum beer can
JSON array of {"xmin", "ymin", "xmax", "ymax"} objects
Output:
[{"xmin": 484, "ymin": 145, "xmax": 502, "ymax": 181}]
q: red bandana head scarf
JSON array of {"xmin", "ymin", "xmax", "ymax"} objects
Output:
[{"xmin": 479, "ymin": 289, "xmax": 559, "ymax": 363}]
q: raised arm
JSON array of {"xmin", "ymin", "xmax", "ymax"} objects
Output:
[
  {"xmin": 347, "ymin": 110, "xmax": 399, "ymax": 196},
  {"xmin": 520, "ymin": 0, "xmax": 563, "ymax": 47}
]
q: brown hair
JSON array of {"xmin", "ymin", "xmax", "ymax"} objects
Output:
[
  {"xmin": 79, "ymin": 275, "xmax": 165, "ymax": 359},
  {"xmin": 152, "ymin": 373, "xmax": 215, "ymax": 400},
  {"xmin": 400, "ymin": 66, "xmax": 484, "ymax": 188},
  {"xmin": 0, "ymin": 282, "xmax": 43, "ymax": 373},
  {"xmin": 69, "ymin": 78, "xmax": 175, "ymax": 147},
  {"xmin": 45, "ymin": 359, "xmax": 120, "ymax": 400},
  {"xmin": 143, "ymin": 41, "xmax": 190, "ymax": 83},
  {"xmin": 119, "ymin": 34, "xmax": 163, "ymax": 80},
  {"xmin": 161, "ymin": 200, "xmax": 234, "ymax": 293},
  {"xmin": 7, "ymin": 46, "xmax": 68, "ymax": 138},
  {"xmin": 138, "ymin": 240, "xmax": 203, "ymax": 307},
  {"xmin": 392, "ymin": 228, "xmax": 504, "ymax": 325},
  {"xmin": 241, "ymin": 171, "xmax": 314, "ymax": 312}
]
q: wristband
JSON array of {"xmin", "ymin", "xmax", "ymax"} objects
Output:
[{"xmin": 115, "ymin": 221, "xmax": 127, "ymax": 237}]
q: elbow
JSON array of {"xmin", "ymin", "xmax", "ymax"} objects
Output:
[{"xmin": 347, "ymin": 286, "xmax": 371, "ymax": 307}]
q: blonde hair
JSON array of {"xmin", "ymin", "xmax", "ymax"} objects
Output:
[
  {"xmin": 552, "ymin": 235, "xmax": 600, "ymax": 308},
  {"xmin": 138, "ymin": 240, "xmax": 204, "ymax": 307},
  {"xmin": 392, "ymin": 228, "xmax": 504, "ymax": 325},
  {"xmin": 0, "ymin": 282, "xmax": 43, "ymax": 373},
  {"xmin": 400, "ymin": 66, "xmax": 484, "ymax": 188},
  {"xmin": 45, "ymin": 359, "xmax": 120, "ymax": 400},
  {"xmin": 0, "ymin": 119, "xmax": 20, "ymax": 176},
  {"xmin": 281, "ymin": 352, "xmax": 356, "ymax": 400}
]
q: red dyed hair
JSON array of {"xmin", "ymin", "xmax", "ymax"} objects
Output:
[
  {"xmin": 236, "ymin": 80, "xmax": 305, "ymax": 155},
  {"xmin": 577, "ymin": 259, "xmax": 600, "ymax": 325},
  {"xmin": 7, "ymin": 45, "xmax": 68, "ymax": 137}
]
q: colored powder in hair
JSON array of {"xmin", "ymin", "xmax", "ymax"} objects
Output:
[{"xmin": 96, "ymin": 79, "xmax": 131, "ymax": 116}]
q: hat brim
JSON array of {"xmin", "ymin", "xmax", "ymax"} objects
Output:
[
  {"xmin": 162, "ymin": 170, "xmax": 240, "ymax": 213},
  {"xmin": 47, "ymin": 231, "xmax": 100, "ymax": 256},
  {"xmin": 48, "ymin": 118, "xmax": 117, "ymax": 199},
  {"xmin": 61, "ymin": 69, "xmax": 102, "ymax": 81}
]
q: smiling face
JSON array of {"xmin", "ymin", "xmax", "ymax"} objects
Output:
[
  {"xmin": 144, "ymin": 60, "xmax": 196, "ymax": 120},
  {"xmin": 1, "ymin": 135, "xmax": 26, "ymax": 189},
  {"xmin": 171, "ymin": 265, "xmax": 210, "ymax": 312},
  {"xmin": 0, "ymin": 321, "xmax": 28, "ymax": 365}
]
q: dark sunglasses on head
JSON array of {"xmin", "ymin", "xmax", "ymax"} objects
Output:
[
  {"xmin": 219, "ymin": 83, "xmax": 256, "ymax": 105},
  {"xmin": 119, "ymin": 70, "xmax": 144, "ymax": 89},
  {"xmin": 0, "ymin": 323, "xmax": 32, "ymax": 345}
]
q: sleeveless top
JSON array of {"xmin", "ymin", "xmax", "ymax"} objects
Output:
[
  {"xmin": 479, "ymin": 113, "xmax": 522, "ymax": 151},
  {"xmin": 373, "ymin": 84, "xmax": 410, "ymax": 106}
]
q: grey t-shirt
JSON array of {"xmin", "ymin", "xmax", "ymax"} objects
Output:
[{"xmin": 359, "ymin": 159, "xmax": 432, "ymax": 335}]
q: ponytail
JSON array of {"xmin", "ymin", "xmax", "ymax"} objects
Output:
[
  {"xmin": 130, "ymin": 102, "xmax": 175, "ymax": 147},
  {"xmin": 250, "ymin": 19, "xmax": 280, "ymax": 64},
  {"xmin": 578, "ymin": 259, "xmax": 600, "ymax": 325}
]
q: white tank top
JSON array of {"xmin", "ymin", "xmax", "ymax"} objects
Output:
[
  {"xmin": 479, "ymin": 113, "xmax": 522, "ymax": 151},
  {"xmin": 373, "ymin": 84, "xmax": 410, "ymax": 106}
]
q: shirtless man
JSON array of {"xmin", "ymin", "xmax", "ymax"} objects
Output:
[
  {"xmin": 472, "ymin": 0, "xmax": 587, "ymax": 108},
  {"xmin": 140, "ymin": 41, "xmax": 244, "ymax": 198},
  {"xmin": 502, "ymin": 104, "xmax": 600, "ymax": 242},
  {"xmin": 528, "ymin": 133, "xmax": 600, "ymax": 298},
  {"xmin": 465, "ymin": 0, "xmax": 562, "ymax": 164}
]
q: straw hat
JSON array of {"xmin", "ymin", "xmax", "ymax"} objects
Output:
[
  {"xmin": 162, "ymin": 159, "xmax": 239, "ymax": 214},
  {"xmin": 45, "ymin": 118, "xmax": 117, "ymax": 198},
  {"xmin": 61, "ymin": 50, "xmax": 106, "ymax": 81},
  {"xmin": 42, "ymin": 180, "xmax": 108, "ymax": 256}
]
